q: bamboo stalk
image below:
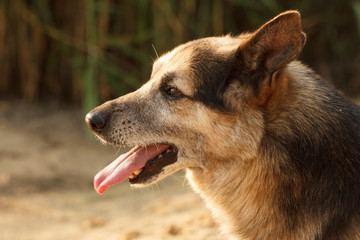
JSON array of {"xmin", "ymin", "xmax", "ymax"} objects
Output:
[{"xmin": 83, "ymin": 0, "xmax": 98, "ymax": 113}]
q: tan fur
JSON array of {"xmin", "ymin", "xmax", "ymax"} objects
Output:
[{"xmin": 86, "ymin": 11, "xmax": 360, "ymax": 240}]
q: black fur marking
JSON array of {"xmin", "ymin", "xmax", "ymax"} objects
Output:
[
  {"xmin": 190, "ymin": 46, "xmax": 235, "ymax": 111},
  {"xmin": 226, "ymin": 50, "xmax": 270, "ymax": 96}
]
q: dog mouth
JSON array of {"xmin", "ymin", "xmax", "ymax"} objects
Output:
[{"xmin": 94, "ymin": 144, "xmax": 178, "ymax": 194}]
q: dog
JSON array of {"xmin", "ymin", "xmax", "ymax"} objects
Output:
[{"xmin": 85, "ymin": 11, "xmax": 360, "ymax": 239}]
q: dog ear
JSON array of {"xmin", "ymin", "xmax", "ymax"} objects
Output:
[{"xmin": 231, "ymin": 11, "xmax": 306, "ymax": 86}]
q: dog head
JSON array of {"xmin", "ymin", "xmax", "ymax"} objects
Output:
[{"xmin": 85, "ymin": 11, "xmax": 306, "ymax": 193}]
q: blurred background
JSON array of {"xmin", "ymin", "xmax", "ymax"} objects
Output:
[
  {"xmin": 1, "ymin": 0, "xmax": 360, "ymax": 112},
  {"xmin": 0, "ymin": 1, "xmax": 359, "ymax": 240}
]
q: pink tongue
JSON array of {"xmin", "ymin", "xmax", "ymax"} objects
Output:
[{"xmin": 94, "ymin": 144, "xmax": 169, "ymax": 194}]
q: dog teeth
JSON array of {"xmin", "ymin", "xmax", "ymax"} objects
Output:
[
  {"xmin": 128, "ymin": 148, "xmax": 175, "ymax": 180},
  {"xmin": 129, "ymin": 168, "xmax": 143, "ymax": 179},
  {"xmin": 133, "ymin": 168, "xmax": 143, "ymax": 176}
]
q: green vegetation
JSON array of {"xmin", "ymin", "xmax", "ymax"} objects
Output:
[{"xmin": 0, "ymin": 0, "xmax": 359, "ymax": 113}]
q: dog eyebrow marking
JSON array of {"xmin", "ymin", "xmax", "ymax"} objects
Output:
[
  {"xmin": 158, "ymin": 71, "xmax": 196, "ymax": 101},
  {"xmin": 160, "ymin": 72, "xmax": 176, "ymax": 86}
]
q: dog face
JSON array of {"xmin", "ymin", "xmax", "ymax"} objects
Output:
[{"xmin": 85, "ymin": 11, "xmax": 306, "ymax": 192}]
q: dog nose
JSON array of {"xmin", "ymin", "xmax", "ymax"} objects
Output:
[{"xmin": 85, "ymin": 110, "xmax": 109, "ymax": 132}]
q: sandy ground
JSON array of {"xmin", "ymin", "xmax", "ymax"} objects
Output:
[{"xmin": 0, "ymin": 101, "xmax": 221, "ymax": 240}]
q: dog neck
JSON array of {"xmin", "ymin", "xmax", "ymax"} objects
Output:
[{"xmin": 186, "ymin": 156, "xmax": 291, "ymax": 239}]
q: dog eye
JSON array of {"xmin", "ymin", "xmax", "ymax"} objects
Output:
[{"xmin": 166, "ymin": 87, "xmax": 182, "ymax": 97}]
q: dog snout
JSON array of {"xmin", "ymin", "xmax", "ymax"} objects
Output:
[{"xmin": 85, "ymin": 110, "xmax": 110, "ymax": 133}]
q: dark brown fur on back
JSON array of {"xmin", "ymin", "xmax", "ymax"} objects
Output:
[
  {"xmin": 261, "ymin": 65, "xmax": 360, "ymax": 239},
  {"xmin": 86, "ymin": 11, "xmax": 360, "ymax": 240}
]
